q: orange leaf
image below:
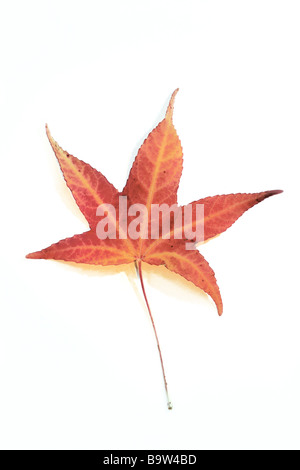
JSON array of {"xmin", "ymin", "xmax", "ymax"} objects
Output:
[
  {"xmin": 180, "ymin": 190, "xmax": 283, "ymax": 242},
  {"xmin": 27, "ymin": 90, "xmax": 282, "ymax": 408},
  {"xmin": 46, "ymin": 125, "xmax": 118, "ymax": 229},
  {"xmin": 123, "ymin": 89, "xmax": 183, "ymax": 209},
  {"xmin": 144, "ymin": 239, "xmax": 223, "ymax": 316},
  {"xmin": 26, "ymin": 231, "xmax": 135, "ymax": 265}
]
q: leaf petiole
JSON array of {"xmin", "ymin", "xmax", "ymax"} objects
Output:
[{"xmin": 136, "ymin": 260, "xmax": 172, "ymax": 410}]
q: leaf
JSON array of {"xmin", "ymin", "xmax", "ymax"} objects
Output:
[
  {"xmin": 45, "ymin": 125, "xmax": 118, "ymax": 230},
  {"xmin": 180, "ymin": 191, "xmax": 283, "ymax": 243},
  {"xmin": 27, "ymin": 90, "xmax": 282, "ymax": 409},
  {"xmin": 122, "ymin": 89, "xmax": 183, "ymax": 208},
  {"xmin": 27, "ymin": 231, "xmax": 135, "ymax": 265},
  {"xmin": 144, "ymin": 239, "xmax": 223, "ymax": 316}
]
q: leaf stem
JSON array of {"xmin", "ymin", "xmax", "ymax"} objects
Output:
[{"xmin": 136, "ymin": 260, "xmax": 172, "ymax": 410}]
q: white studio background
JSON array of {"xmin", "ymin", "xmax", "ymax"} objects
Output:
[{"xmin": 0, "ymin": 0, "xmax": 299, "ymax": 450}]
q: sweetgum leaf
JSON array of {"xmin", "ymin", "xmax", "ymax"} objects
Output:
[{"xmin": 27, "ymin": 90, "xmax": 282, "ymax": 408}]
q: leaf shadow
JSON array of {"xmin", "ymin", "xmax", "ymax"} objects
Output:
[
  {"xmin": 54, "ymin": 259, "xmax": 133, "ymax": 279},
  {"xmin": 141, "ymin": 263, "xmax": 213, "ymax": 311},
  {"xmin": 52, "ymin": 259, "xmax": 215, "ymax": 316}
]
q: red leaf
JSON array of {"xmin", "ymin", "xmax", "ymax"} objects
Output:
[
  {"xmin": 27, "ymin": 230, "xmax": 135, "ymax": 265},
  {"xmin": 144, "ymin": 239, "xmax": 223, "ymax": 316},
  {"xmin": 180, "ymin": 191, "xmax": 283, "ymax": 242},
  {"xmin": 46, "ymin": 125, "xmax": 118, "ymax": 229},
  {"xmin": 123, "ymin": 89, "xmax": 183, "ymax": 209},
  {"xmin": 27, "ymin": 90, "xmax": 282, "ymax": 408}
]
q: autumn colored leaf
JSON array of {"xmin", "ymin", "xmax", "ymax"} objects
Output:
[
  {"xmin": 45, "ymin": 125, "xmax": 119, "ymax": 230},
  {"xmin": 27, "ymin": 90, "xmax": 282, "ymax": 409},
  {"xmin": 144, "ymin": 239, "xmax": 223, "ymax": 316},
  {"xmin": 122, "ymin": 89, "xmax": 183, "ymax": 209},
  {"xmin": 27, "ymin": 231, "xmax": 135, "ymax": 265},
  {"xmin": 180, "ymin": 191, "xmax": 282, "ymax": 243}
]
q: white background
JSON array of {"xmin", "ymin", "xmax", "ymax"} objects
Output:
[{"xmin": 0, "ymin": 0, "xmax": 299, "ymax": 450}]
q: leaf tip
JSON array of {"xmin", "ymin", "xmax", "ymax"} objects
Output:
[
  {"xmin": 165, "ymin": 88, "xmax": 179, "ymax": 121},
  {"xmin": 45, "ymin": 124, "xmax": 58, "ymax": 151},
  {"xmin": 213, "ymin": 291, "xmax": 223, "ymax": 317},
  {"xmin": 215, "ymin": 299, "xmax": 223, "ymax": 316},
  {"xmin": 26, "ymin": 251, "xmax": 42, "ymax": 259},
  {"xmin": 258, "ymin": 189, "xmax": 284, "ymax": 202},
  {"xmin": 45, "ymin": 123, "xmax": 51, "ymax": 138},
  {"xmin": 270, "ymin": 189, "xmax": 283, "ymax": 196}
]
